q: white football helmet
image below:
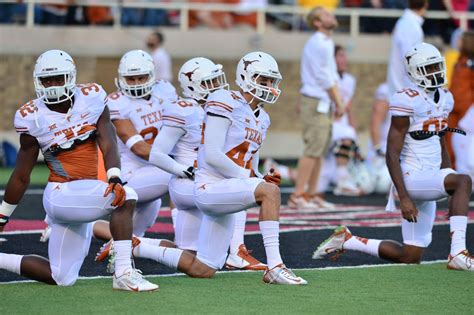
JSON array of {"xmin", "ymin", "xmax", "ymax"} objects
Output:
[
  {"xmin": 405, "ymin": 43, "xmax": 447, "ymax": 89},
  {"xmin": 33, "ymin": 50, "xmax": 76, "ymax": 104},
  {"xmin": 236, "ymin": 51, "xmax": 282, "ymax": 104},
  {"xmin": 116, "ymin": 50, "xmax": 155, "ymax": 98},
  {"xmin": 178, "ymin": 57, "xmax": 228, "ymax": 102}
]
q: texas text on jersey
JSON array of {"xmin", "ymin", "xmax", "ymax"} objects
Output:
[
  {"xmin": 107, "ymin": 80, "xmax": 177, "ymax": 167},
  {"xmin": 196, "ymin": 88, "xmax": 271, "ymax": 184}
]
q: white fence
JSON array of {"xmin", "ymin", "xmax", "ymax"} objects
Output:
[{"xmin": 1, "ymin": 0, "xmax": 474, "ymax": 37}]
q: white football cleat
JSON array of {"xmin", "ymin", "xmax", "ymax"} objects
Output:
[
  {"xmin": 113, "ymin": 268, "xmax": 158, "ymax": 292},
  {"xmin": 447, "ymin": 250, "xmax": 474, "ymax": 271},
  {"xmin": 225, "ymin": 244, "xmax": 267, "ymax": 271},
  {"xmin": 288, "ymin": 194, "xmax": 319, "ymax": 210},
  {"xmin": 263, "ymin": 264, "xmax": 307, "ymax": 285},
  {"xmin": 312, "ymin": 226, "xmax": 352, "ymax": 259}
]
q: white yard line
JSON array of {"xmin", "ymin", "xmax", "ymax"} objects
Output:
[{"xmin": 0, "ymin": 259, "xmax": 446, "ymax": 285}]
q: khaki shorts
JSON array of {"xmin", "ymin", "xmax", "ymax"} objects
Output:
[{"xmin": 300, "ymin": 95, "xmax": 332, "ymax": 158}]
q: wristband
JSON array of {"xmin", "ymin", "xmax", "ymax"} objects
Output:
[
  {"xmin": 0, "ymin": 200, "xmax": 17, "ymax": 224},
  {"xmin": 106, "ymin": 167, "xmax": 121, "ymax": 181},
  {"xmin": 125, "ymin": 134, "xmax": 144, "ymax": 150}
]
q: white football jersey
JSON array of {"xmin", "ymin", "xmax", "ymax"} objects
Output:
[
  {"xmin": 389, "ymin": 84, "xmax": 453, "ymax": 171},
  {"xmin": 107, "ymin": 80, "xmax": 177, "ymax": 168},
  {"xmin": 332, "ymin": 72, "xmax": 357, "ymax": 141},
  {"xmin": 161, "ymin": 98, "xmax": 204, "ymax": 168},
  {"xmin": 196, "ymin": 89, "xmax": 271, "ymax": 183},
  {"xmin": 14, "ymin": 83, "xmax": 107, "ymax": 183}
]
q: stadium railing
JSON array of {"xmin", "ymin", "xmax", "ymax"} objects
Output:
[{"xmin": 0, "ymin": 0, "xmax": 473, "ymax": 37}]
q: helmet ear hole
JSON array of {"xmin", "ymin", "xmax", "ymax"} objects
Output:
[
  {"xmin": 240, "ymin": 74, "xmax": 245, "ymax": 81},
  {"xmin": 188, "ymin": 86, "xmax": 194, "ymax": 91}
]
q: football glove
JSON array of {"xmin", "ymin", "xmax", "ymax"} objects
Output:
[
  {"xmin": 104, "ymin": 177, "xmax": 127, "ymax": 207},
  {"xmin": 263, "ymin": 168, "xmax": 281, "ymax": 186},
  {"xmin": 183, "ymin": 166, "xmax": 195, "ymax": 180}
]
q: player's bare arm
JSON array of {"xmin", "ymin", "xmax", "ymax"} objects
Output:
[
  {"xmin": 112, "ymin": 118, "xmax": 152, "ymax": 161},
  {"xmin": 96, "ymin": 106, "xmax": 126, "ymax": 207},
  {"xmin": 386, "ymin": 116, "xmax": 418, "ymax": 222},
  {"xmin": 0, "ymin": 134, "xmax": 40, "ymax": 232}
]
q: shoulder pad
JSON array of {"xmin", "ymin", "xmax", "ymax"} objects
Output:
[
  {"xmin": 14, "ymin": 99, "xmax": 39, "ymax": 134},
  {"xmin": 206, "ymin": 89, "xmax": 243, "ymax": 118},
  {"xmin": 153, "ymin": 80, "xmax": 178, "ymax": 102},
  {"xmin": 106, "ymin": 91, "xmax": 131, "ymax": 120},
  {"xmin": 76, "ymin": 83, "xmax": 107, "ymax": 100},
  {"xmin": 388, "ymin": 88, "xmax": 418, "ymax": 116}
]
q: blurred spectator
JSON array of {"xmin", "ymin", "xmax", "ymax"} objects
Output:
[
  {"xmin": 342, "ymin": 0, "xmax": 364, "ymax": 6},
  {"xmin": 143, "ymin": 0, "xmax": 169, "ymax": 27},
  {"xmin": 65, "ymin": 5, "xmax": 87, "ymax": 25},
  {"xmin": 291, "ymin": 7, "xmax": 344, "ymax": 209},
  {"xmin": 121, "ymin": 7, "xmax": 143, "ymax": 26},
  {"xmin": 85, "ymin": 6, "xmax": 113, "ymax": 25},
  {"xmin": 121, "ymin": 0, "xmax": 169, "ymax": 26},
  {"xmin": 189, "ymin": 0, "xmax": 233, "ymax": 29},
  {"xmin": 447, "ymin": 30, "xmax": 474, "ymax": 168},
  {"xmin": 361, "ymin": 0, "xmax": 407, "ymax": 33},
  {"xmin": 35, "ymin": 2, "xmax": 74, "ymax": 25},
  {"xmin": 386, "ymin": 0, "xmax": 428, "ymax": 97},
  {"xmin": 298, "ymin": 0, "xmax": 340, "ymax": 10},
  {"xmin": 318, "ymin": 45, "xmax": 364, "ymax": 196},
  {"xmin": 443, "ymin": 0, "xmax": 470, "ymax": 28},
  {"xmin": 232, "ymin": 0, "xmax": 268, "ymax": 28},
  {"xmin": 0, "ymin": 2, "xmax": 26, "ymax": 24},
  {"xmin": 146, "ymin": 31, "xmax": 172, "ymax": 81}
]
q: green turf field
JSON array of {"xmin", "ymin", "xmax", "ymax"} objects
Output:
[
  {"xmin": 0, "ymin": 165, "xmax": 49, "ymax": 186},
  {"xmin": 1, "ymin": 263, "xmax": 472, "ymax": 314}
]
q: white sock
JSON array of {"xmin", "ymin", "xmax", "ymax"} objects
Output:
[
  {"xmin": 344, "ymin": 236, "xmax": 381, "ymax": 257},
  {"xmin": 450, "ymin": 216, "xmax": 467, "ymax": 256},
  {"xmin": 171, "ymin": 208, "xmax": 178, "ymax": 230},
  {"xmin": 138, "ymin": 237, "xmax": 164, "ymax": 247},
  {"xmin": 336, "ymin": 165, "xmax": 349, "ymax": 181},
  {"xmin": 229, "ymin": 211, "xmax": 247, "ymax": 254},
  {"xmin": 259, "ymin": 221, "xmax": 283, "ymax": 269},
  {"xmin": 113, "ymin": 240, "xmax": 133, "ymax": 276},
  {"xmin": 133, "ymin": 243, "xmax": 183, "ymax": 270},
  {"xmin": 0, "ymin": 253, "xmax": 23, "ymax": 275}
]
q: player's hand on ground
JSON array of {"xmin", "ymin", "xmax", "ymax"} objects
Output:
[
  {"xmin": 104, "ymin": 177, "xmax": 126, "ymax": 207},
  {"xmin": 400, "ymin": 197, "xmax": 418, "ymax": 223},
  {"xmin": 263, "ymin": 168, "xmax": 281, "ymax": 186}
]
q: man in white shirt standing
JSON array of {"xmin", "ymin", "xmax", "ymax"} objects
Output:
[
  {"xmin": 290, "ymin": 6, "xmax": 344, "ymax": 210},
  {"xmin": 386, "ymin": 0, "xmax": 428, "ymax": 96},
  {"xmin": 146, "ymin": 31, "xmax": 172, "ymax": 82}
]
